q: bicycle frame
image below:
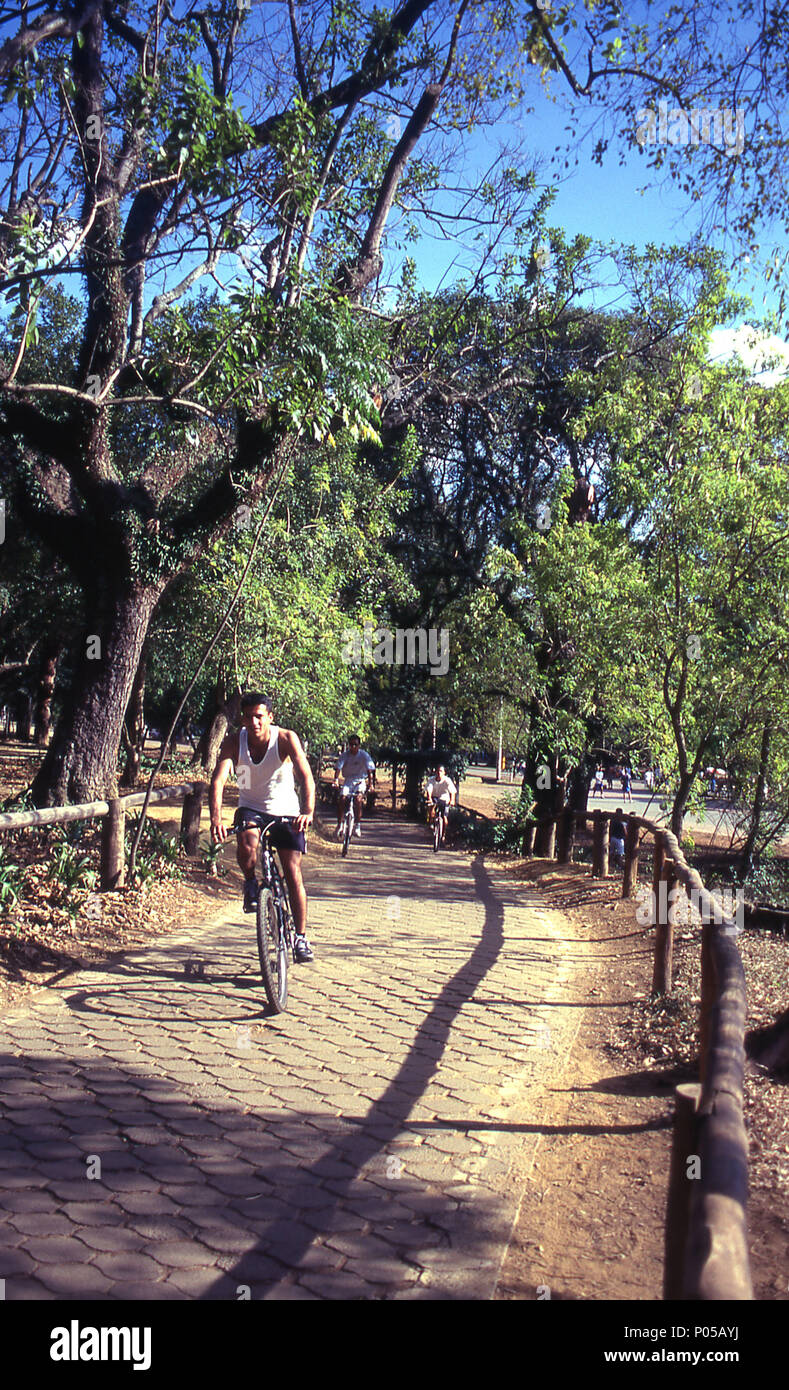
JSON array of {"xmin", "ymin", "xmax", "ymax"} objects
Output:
[{"xmin": 258, "ymin": 824, "xmax": 295, "ymax": 957}]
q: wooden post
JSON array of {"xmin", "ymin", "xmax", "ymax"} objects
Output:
[
  {"xmin": 663, "ymin": 1082, "xmax": 701, "ymax": 1300},
  {"xmin": 100, "ymin": 799, "xmax": 125, "ymax": 890},
  {"xmin": 556, "ymin": 807, "xmax": 574, "ymax": 864},
  {"xmin": 180, "ymin": 782, "xmax": 205, "ymax": 856},
  {"xmin": 622, "ymin": 814, "xmax": 640, "ymax": 898},
  {"xmin": 699, "ymin": 921, "xmax": 715, "ymax": 1086},
  {"xmin": 592, "ymin": 810, "xmax": 609, "ymax": 877},
  {"xmin": 521, "ymin": 821, "xmax": 536, "ymax": 858},
  {"xmin": 652, "ymin": 835, "xmax": 675, "ymax": 996},
  {"xmin": 535, "ymin": 817, "xmax": 556, "ymax": 859}
]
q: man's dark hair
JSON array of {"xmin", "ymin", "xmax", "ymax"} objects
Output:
[
  {"xmin": 349, "ymin": 733, "xmax": 360, "ymax": 743},
  {"xmin": 241, "ymin": 692, "xmax": 273, "ymax": 713}
]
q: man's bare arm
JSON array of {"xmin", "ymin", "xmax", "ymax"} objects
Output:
[
  {"xmin": 209, "ymin": 732, "xmax": 239, "ymax": 842},
  {"xmin": 282, "ymin": 729, "xmax": 315, "ymax": 831}
]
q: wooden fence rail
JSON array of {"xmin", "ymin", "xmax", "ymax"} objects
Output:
[
  {"xmin": 520, "ymin": 806, "xmax": 751, "ymax": 1302},
  {"xmin": 0, "ymin": 781, "xmax": 207, "ymax": 891}
]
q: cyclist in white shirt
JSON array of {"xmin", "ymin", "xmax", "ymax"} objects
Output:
[
  {"xmin": 210, "ymin": 692, "xmax": 315, "ymax": 962},
  {"xmin": 333, "ymin": 735, "xmax": 376, "ymax": 838},
  {"xmin": 426, "ymin": 764, "xmax": 457, "ymax": 846}
]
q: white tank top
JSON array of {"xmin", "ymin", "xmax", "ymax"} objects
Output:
[{"xmin": 237, "ymin": 726, "xmax": 300, "ymax": 816}]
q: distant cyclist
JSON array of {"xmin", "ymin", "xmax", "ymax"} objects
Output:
[
  {"xmin": 209, "ymin": 692, "xmax": 315, "ymax": 963},
  {"xmin": 334, "ymin": 735, "xmax": 376, "ymax": 839},
  {"xmin": 426, "ymin": 764, "xmax": 457, "ymax": 845}
]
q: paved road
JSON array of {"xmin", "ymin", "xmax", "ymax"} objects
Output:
[
  {"xmin": 464, "ymin": 766, "xmax": 740, "ymax": 836},
  {"xmin": 0, "ymin": 816, "xmax": 580, "ymax": 1300}
]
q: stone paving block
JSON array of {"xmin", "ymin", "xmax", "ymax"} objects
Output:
[
  {"xmin": 344, "ymin": 1256, "xmax": 421, "ymax": 1286},
  {"xmin": 8, "ymin": 1212, "xmax": 76, "ymax": 1238},
  {"xmin": 198, "ymin": 1226, "xmax": 257, "ymax": 1255},
  {"xmin": 106, "ymin": 1281, "xmax": 182, "ymax": 1299},
  {"xmin": 157, "ymin": 1183, "xmax": 228, "ymax": 1208},
  {"xmin": 76, "ymin": 1226, "xmax": 150, "ymax": 1253},
  {"xmin": 297, "ymin": 1268, "xmax": 373, "ymax": 1300},
  {"xmin": 161, "ymin": 1267, "xmax": 224, "ymax": 1297},
  {"xmin": 3, "ymin": 1277, "xmax": 57, "ymax": 1300},
  {"xmin": 298, "ymin": 1206, "xmax": 368, "ymax": 1236},
  {"xmin": 35, "ymin": 1264, "xmax": 115, "ymax": 1297},
  {"xmin": 92, "ymin": 1250, "xmax": 167, "ymax": 1281},
  {"xmin": 261, "ymin": 1282, "xmax": 321, "ymax": 1300},
  {"xmin": 0, "ymin": 1246, "xmax": 38, "ymax": 1275},
  {"xmin": 141, "ymin": 1239, "xmax": 216, "ymax": 1268}
]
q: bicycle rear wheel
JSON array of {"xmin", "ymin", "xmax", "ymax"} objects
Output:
[{"xmin": 256, "ymin": 887, "xmax": 288, "ymax": 1012}]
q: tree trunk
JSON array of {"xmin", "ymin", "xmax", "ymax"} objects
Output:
[
  {"xmin": 31, "ymin": 581, "xmax": 163, "ymax": 806},
  {"xmin": 15, "ymin": 691, "xmax": 33, "ymax": 742},
  {"xmin": 119, "ymin": 646, "xmax": 148, "ymax": 791},
  {"xmin": 33, "ymin": 636, "xmax": 62, "ymax": 747},
  {"xmin": 192, "ymin": 676, "xmax": 240, "ymax": 773},
  {"xmin": 739, "ymin": 719, "xmax": 771, "ymax": 879}
]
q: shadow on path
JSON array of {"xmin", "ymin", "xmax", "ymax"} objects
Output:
[{"xmin": 199, "ymin": 854, "xmax": 506, "ymax": 1297}]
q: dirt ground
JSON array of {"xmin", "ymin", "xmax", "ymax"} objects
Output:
[{"xmin": 490, "ymin": 858, "xmax": 788, "ymax": 1302}]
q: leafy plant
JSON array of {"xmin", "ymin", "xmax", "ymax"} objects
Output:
[
  {"xmin": 491, "ymin": 791, "xmax": 535, "ymax": 851},
  {"xmin": 201, "ymin": 837, "xmax": 226, "ymax": 877},
  {"xmin": 0, "ymin": 844, "xmax": 24, "ymax": 914},
  {"xmin": 46, "ymin": 835, "xmax": 97, "ymax": 917},
  {"xmin": 125, "ymin": 815, "xmax": 183, "ymax": 883}
]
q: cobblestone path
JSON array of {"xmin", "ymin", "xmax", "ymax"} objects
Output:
[{"xmin": 0, "ymin": 817, "xmax": 582, "ymax": 1300}]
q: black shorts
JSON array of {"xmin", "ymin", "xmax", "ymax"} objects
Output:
[{"xmin": 232, "ymin": 808, "xmax": 306, "ymax": 854}]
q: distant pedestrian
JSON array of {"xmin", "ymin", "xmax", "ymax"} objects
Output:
[
  {"xmin": 621, "ymin": 766, "xmax": 633, "ymax": 803},
  {"xmin": 644, "ymin": 767, "xmax": 654, "ymax": 792},
  {"xmin": 610, "ymin": 809, "xmax": 627, "ymax": 867},
  {"xmin": 592, "ymin": 765, "xmax": 605, "ymax": 798}
]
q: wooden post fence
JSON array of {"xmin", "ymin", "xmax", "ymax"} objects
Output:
[
  {"xmin": 556, "ymin": 807, "xmax": 574, "ymax": 864},
  {"xmin": 180, "ymin": 782, "xmax": 206, "ymax": 856},
  {"xmin": 592, "ymin": 808, "xmax": 609, "ymax": 877},
  {"xmin": 100, "ymin": 798, "xmax": 126, "ymax": 890},
  {"xmin": 509, "ymin": 802, "xmax": 751, "ymax": 1301},
  {"xmin": 622, "ymin": 813, "xmax": 640, "ymax": 898},
  {"xmin": 663, "ymin": 1082, "xmax": 702, "ymax": 1300}
]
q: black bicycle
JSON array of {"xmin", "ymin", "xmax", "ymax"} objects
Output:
[
  {"xmin": 431, "ymin": 800, "xmax": 449, "ymax": 852},
  {"xmin": 339, "ymin": 782, "xmax": 365, "ymax": 857},
  {"xmin": 255, "ymin": 819, "xmax": 296, "ymax": 1013}
]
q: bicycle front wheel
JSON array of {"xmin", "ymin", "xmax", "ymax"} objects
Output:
[
  {"xmin": 257, "ymin": 887, "xmax": 288, "ymax": 1013},
  {"xmin": 433, "ymin": 812, "xmax": 441, "ymax": 852},
  {"xmin": 342, "ymin": 811, "xmax": 352, "ymax": 857}
]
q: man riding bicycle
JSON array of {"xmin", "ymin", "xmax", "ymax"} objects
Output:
[
  {"xmin": 426, "ymin": 764, "xmax": 457, "ymax": 846},
  {"xmin": 209, "ymin": 692, "xmax": 316, "ymax": 963},
  {"xmin": 333, "ymin": 735, "xmax": 376, "ymax": 839}
]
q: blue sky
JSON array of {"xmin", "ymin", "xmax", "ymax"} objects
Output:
[{"xmin": 389, "ymin": 71, "xmax": 788, "ymax": 377}]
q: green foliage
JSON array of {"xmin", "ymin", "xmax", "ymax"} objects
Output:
[
  {"xmin": 0, "ymin": 844, "xmax": 24, "ymax": 915},
  {"xmin": 491, "ymin": 791, "xmax": 535, "ymax": 850},
  {"xmin": 739, "ymin": 862, "xmax": 789, "ymax": 910},
  {"xmin": 124, "ymin": 816, "xmax": 184, "ymax": 885},
  {"xmin": 46, "ymin": 834, "xmax": 97, "ymax": 918}
]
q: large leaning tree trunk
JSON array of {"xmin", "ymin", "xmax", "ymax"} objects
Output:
[
  {"xmin": 0, "ymin": 0, "xmax": 480, "ymax": 806},
  {"xmin": 32, "ymin": 582, "xmax": 163, "ymax": 805}
]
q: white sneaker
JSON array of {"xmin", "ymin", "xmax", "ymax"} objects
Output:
[{"xmin": 354, "ymin": 826, "xmax": 362, "ymax": 838}]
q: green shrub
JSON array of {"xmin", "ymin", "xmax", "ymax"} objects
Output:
[
  {"xmin": 491, "ymin": 791, "xmax": 535, "ymax": 851},
  {"xmin": 0, "ymin": 843, "xmax": 24, "ymax": 914}
]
